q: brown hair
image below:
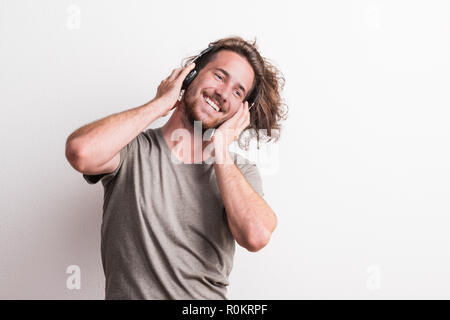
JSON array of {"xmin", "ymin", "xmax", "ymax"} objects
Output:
[{"xmin": 182, "ymin": 36, "xmax": 288, "ymax": 150}]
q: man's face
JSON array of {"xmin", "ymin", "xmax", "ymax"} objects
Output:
[{"xmin": 182, "ymin": 50, "xmax": 255, "ymax": 129}]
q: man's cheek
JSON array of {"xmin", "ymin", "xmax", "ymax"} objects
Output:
[{"xmin": 184, "ymin": 89, "xmax": 200, "ymax": 109}]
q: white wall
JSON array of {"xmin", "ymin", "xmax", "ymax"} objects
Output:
[{"xmin": 1, "ymin": 0, "xmax": 449, "ymax": 299}]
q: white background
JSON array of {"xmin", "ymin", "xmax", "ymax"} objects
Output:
[{"xmin": 1, "ymin": 0, "xmax": 449, "ymax": 299}]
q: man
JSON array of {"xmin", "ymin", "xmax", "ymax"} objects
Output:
[{"xmin": 65, "ymin": 36, "xmax": 287, "ymax": 299}]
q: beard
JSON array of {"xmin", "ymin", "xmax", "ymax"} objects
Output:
[{"xmin": 182, "ymin": 90, "xmax": 224, "ymax": 132}]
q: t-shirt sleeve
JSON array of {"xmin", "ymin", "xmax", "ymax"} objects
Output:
[
  {"xmin": 82, "ymin": 145, "xmax": 128, "ymax": 185},
  {"xmin": 240, "ymin": 163, "xmax": 265, "ymax": 198}
]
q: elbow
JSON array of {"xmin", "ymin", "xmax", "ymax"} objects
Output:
[
  {"xmin": 244, "ymin": 213, "xmax": 277, "ymax": 253},
  {"xmin": 243, "ymin": 211, "xmax": 278, "ymax": 252},
  {"xmin": 246, "ymin": 243, "xmax": 265, "ymax": 253},
  {"xmin": 65, "ymin": 138, "xmax": 87, "ymax": 172},
  {"xmin": 245, "ymin": 229, "xmax": 272, "ymax": 253}
]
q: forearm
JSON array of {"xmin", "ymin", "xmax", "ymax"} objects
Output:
[
  {"xmin": 66, "ymin": 98, "xmax": 166, "ymax": 168},
  {"xmin": 214, "ymin": 158, "xmax": 277, "ymax": 252}
]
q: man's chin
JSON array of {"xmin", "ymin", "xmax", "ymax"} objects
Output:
[
  {"xmin": 197, "ymin": 119, "xmax": 221, "ymax": 131},
  {"xmin": 185, "ymin": 106, "xmax": 221, "ymax": 130}
]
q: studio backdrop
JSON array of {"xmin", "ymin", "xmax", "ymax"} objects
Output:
[{"xmin": 0, "ymin": 0, "xmax": 449, "ymax": 299}]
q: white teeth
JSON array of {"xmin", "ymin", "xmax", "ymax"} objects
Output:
[{"xmin": 205, "ymin": 96, "xmax": 220, "ymax": 112}]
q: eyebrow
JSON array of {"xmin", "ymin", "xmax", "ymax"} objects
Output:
[{"xmin": 214, "ymin": 68, "xmax": 247, "ymax": 96}]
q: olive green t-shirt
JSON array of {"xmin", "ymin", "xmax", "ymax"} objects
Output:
[{"xmin": 83, "ymin": 127, "xmax": 264, "ymax": 300}]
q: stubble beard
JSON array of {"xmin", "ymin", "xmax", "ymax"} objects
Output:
[{"xmin": 182, "ymin": 93, "xmax": 223, "ymax": 132}]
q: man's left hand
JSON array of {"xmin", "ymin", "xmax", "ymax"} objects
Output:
[{"xmin": 211, "ymin": 101, "xmax": 250, "ymax": 164}]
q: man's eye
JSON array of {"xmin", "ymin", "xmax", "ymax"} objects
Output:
[
  {"xmin": 235, "ymin": 90, "xmax": 241, "ymax": 97},
  {"xmin": 215, "ymin": 73, "xmax": 223, "ymax": 80}
]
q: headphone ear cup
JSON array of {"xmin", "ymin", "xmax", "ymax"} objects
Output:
[
  {"xmin": 181, "ymin": 45, "xmax": 213, "ymax": 90},
  {"xmin": 182, "ymin": 70, "xmax": 198, "ymax": 90}
]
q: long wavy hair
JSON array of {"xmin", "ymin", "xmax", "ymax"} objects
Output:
[{"xmin": 181, "ymin": 36, "xmax": 288, "ymax": 150}]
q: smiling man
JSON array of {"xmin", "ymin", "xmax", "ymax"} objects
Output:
[
  {"xmin": 65, "ymin": 36, "xmax": 287, "ymax": 300},
  {"xmin": 181, "ymin": 50, "xmax": 254, "ymax": 130}
]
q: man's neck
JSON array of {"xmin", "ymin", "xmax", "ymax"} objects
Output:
[{"xmin": 160, "ymin": 104, "xmax": 215, "ymax": 164}]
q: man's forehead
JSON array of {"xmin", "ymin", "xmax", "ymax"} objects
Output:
[{"xmin": 208, "ymin": 50, "xmax": 250, "ymax": 70}]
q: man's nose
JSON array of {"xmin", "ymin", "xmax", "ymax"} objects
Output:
[{"xmin": 214, "ymin": 84, "xmax": 231, "ymax": 104}]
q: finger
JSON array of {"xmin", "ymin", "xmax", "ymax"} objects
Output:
[
  {"xmin": 172, "ymin": 63, "xmax": 193, "ymax": 80},
  {"xmin": 238, "ymin": 111, "xmax": 249, "ymax": 129},
  {"xmin": 171, "ymin": 100, "xmax": 180, "ymax": 110},
  {"xmin": 242, "ymin": 101, "xmax": 248, "ymax": 114},
  {"xmin": 236, "ymin": 101, "xmax": 247, "ymax": 118},
  {"xmin": 238, "ymin": 115, "xmax": 250, "ymax": 132},
  {"xmin": 234, "ymin": 113, "xmax": 247, "ymax": 131},
  {"xmin": 177, "ymin": 62, "xmax": 196, "ymax": 81},
  {"xmin": 168, "ymin": 68, "xmax": 182, "ymax": 81},
  {"xmin": 244, "ymin": 112, "xmax": 250, "ymax": 126},
  {"xmin": 244, "ymin": 102, "xmax": 250, "ymax": 120},
  {"xmin": 229, "ymin": 106, "xmax": 244, "ymax": 124},
  {"xmin": 239, "ymin": 103, "xmax": 250, "ymax": 126},
  {"xmin": 237, "ymin": 101, "xmax": 246, "ymax": 116},
  {"xmin": 242, "ymin": 104, "xmax": 250, "ymax": 120}
]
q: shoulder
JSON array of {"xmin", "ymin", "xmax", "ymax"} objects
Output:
[
  {"xmin": 132, "ymin": 127, "xmax": 160, "ymax": 150},
  {"xmin": 230, "ymin": 152, "xmax": 265, "ymax": 198}
]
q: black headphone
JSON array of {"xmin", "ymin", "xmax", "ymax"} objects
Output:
[{"xmin": 178, "ymin": 45, "xmax": 259, "ymax": 110}]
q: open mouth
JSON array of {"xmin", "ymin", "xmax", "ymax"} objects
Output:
[{"xmin": 203, "ymin": 94, "xmax": 221, "ymax": 112}]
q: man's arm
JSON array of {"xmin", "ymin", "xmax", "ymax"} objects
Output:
[
  {"xmin": 214, "ymin": 155, "xmax": 277, "ymax": 252},
  {"xmin": 65, "ymin": 99, "xmax": 166, "ymax": 174},
  {"xmin": 65, "ymin": 63, "xmax": 196, "ymax": 174}
]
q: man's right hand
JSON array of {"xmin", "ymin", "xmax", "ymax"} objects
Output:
[
  {"xmin": 66, "ymin": 63, "xmax": 197, "ymax": 175},
  {"xmin": 153, "ymin": 62, "xmax": 196, "ymax": 117}
]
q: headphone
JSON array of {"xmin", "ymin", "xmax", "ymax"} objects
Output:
[{"xmin": 178, "ymin": 45, "xmax": 259, "ymax": 110}]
